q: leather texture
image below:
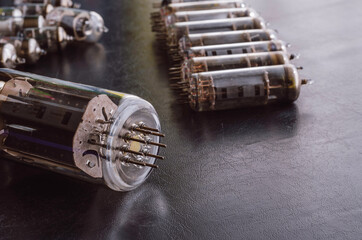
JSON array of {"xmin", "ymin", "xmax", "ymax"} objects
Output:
[{"xmin": 0, "ymin": 0, "xmax": 362, "ymax": 239}]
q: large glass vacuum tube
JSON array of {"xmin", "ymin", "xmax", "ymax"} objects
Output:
[
  {"xmin": 0, "ymin": 69, "xmax": 166, "ymax": 191},
  {"xmin": 46, "ymin": 7, "xmax": 108, "ymax": 42}
]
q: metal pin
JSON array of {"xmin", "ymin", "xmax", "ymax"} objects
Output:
[
  {"xmin": 138, "ymin": 123, "xmax": 160, "ymax": 132},
  {"xmin": 168, "ymin": 49, "xmax": 179, "ymax": 53},
  {"xmin": 297, "ymin": 66, "xmax": 304, "ymax": 70},
  {"xmin": 133, "ymin": 128, "xmax": 165, "ymax": 137},
  {"xmin": 177, "ymin": 81, "xmax": 188, "ymax": 85},
  {"xmin": 169, "ymin": 70, "xmax": 181, "ymax": 75},
  {"xmin": 290, "ymin": 53, "xmax": 300, "ymax": 60},
  {"xmin": 145, "ymin": 152, "xmax": 165, "ymax": 160},
  {"xmin": 124, "ymin": 136, "xmax": 167, "ymax": 148},
  {"xmin": 169, "ymin": 67, "xmax": 181, "ymax": 71},
  {"xmin": 121, "ymin": 147, "xmax": 165, "ymax": 160},
  {"xmin": 302, "ymin": 79, "xmax": 313, "ymax": 85},
  {"xmin": 121, "ymin": 157, "xmax": 159, "ymax": 169}
]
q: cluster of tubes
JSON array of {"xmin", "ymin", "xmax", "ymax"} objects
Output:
[
  {"xmin": 0, "ymin": 0, "xmax": 108, "ymax": 68},
  {"xmin": 151, "ymin": 0, "xmax": 311, "ymax": 111}
]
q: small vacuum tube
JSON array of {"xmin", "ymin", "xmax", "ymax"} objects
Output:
[
  {"xmin": 175, "ymin": 29, "xmax": 278, "ymax": 54},
  {"xmin": 177, "ymin": 64, "xmax": 309, "ymax": 111},
  {"xmin": 16, "ymin": 3, "xmax": 54, "ymax": 17},
  {"xmin": 0, "ymin": 36, "xmax": 46, "ymax": 64},
  {"xmin": 160, "ymin": 17, "xmax": 266, "ymax": 46},
  {"xmin": 0, "ymin": 7, "xmax": 23, "ymax": 17},
  {"xmin": 0, "ymin": 42, "xmax": 24, "ymax": 68},
  {"xmin": 152, "ymin": 0, "xmax": 223, "ymax": 8},
  {"xmin": 14, "ymin": 0, "xmax": 80, "ymax": 8},
  {"xmin": 46, "ymin": 7, "xmax": 108, "ymax": 42},
  {"xmin": 0, "ymin": 15, "xmax": 45, "ymax": 36},
  {"xmin": 168, "ymin": 7, "xmax": 258, "ymax": 23},
  {"xmin": 152, "ymin": 7, "xmax": 259, "ymax": 32},
  {"xmin": 0, "ymin": 68, "xmax": 166, "ymax": 191},
  {"xmin": 151, "ymin": 0, "xmax": 246, "ymax": 21},
  {"xmin": 22, "ymin": 26, "xmax": 73, "ymax": 52},
  {"xmin": 179, "ymin": 40, "xmax": 289, "ymax": 61}
]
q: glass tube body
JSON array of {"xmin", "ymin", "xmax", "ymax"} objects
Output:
[
  {"xmin": 183, "ymin": 40, "xmax": 288, "ymax": 59},
  {"xmin": 186, "ymin": 64, "xmax": 301, "ymax": 111},
  {"xmin": 153, "ymin": 0, "xmax": 223, "ymax": 8},
  {"xmin": 167, "ymin": 7, "xmax": 258, "ymax": 23},
  {"xmin": 166, "ymin": 17, "xmax": 266, "ymax": 46},
  {"xmin": 46, "ymin": 7, "xmax": 107, "ymax": 42},
  {"xmin": 152, "ymin": 7, "xmax": 258, "ymax": 32},
  {"xmin": 178, "ymin": 29, "xmax": 278, "ymax": 51},
  {"xmin": 161, "ymin": 1, "xmax": 245, "ymax": 15},
  {"xmin": 181, "ymin": 51, "xmax": 290, "ymax": 83},
  {"xmin": 0, "ymin": 69, "xmax": 163, "ymax": 191}
]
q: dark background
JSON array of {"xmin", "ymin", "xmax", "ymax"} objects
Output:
[{"xmin": 1, "ymin": 0, "xmax": 362, "ymax": 239}]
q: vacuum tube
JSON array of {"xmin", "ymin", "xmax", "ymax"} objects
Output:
[
  {"xmin": 152, "ymin": 7, "xmax": 259, "ymax": 32},
  {"xmin": 0, "ymin": 37, "xmax": 46, "ymax": 64},
  {"xmin": 0, "ymin": 42, "xmax": 23, "ymax": 68},
  {"xmin": 152, "ymin": 0, "xmax": 216, "ymax": 8},
  {"xmin": 171, "ymin": 51, "xmax": 292, "ymax": 84},
  {"xmin": 0, "ymin": 15, "xmax": 45, "ymax": 36},
  {"xmin": 0, "ymin": 7, "xmax": 23, "ymax": 17},
  {"xmin": 151, "ymin": 0, "xmax": 246, "ymax": 22},
  {"xmin": 46, "ymin": 7, "xmax": 108, "ymax": 42},
  {"xmin": 14, "ymin": 0, "xmax": 80, "ymax": 8},
  {"xmin": 0, "ymin": 68, "xmax": 166, "ymax": 191},
  {"xmin": 159, "ymin": 17, "xmax": 266, "ymax": 46},
  {"xmin": 153, "ymin": 0, "xmax": 230, "ymax": 8},
  {"xmin": 177, "ymin": 64, "xmax": 309, "ymax": 111},
  {"xmin": 175, "ymin": 29, "xmax": 278, "ymax": 55},
  {"xmin": 16, "ymin": 3, "xmax": 54, "ymax": 17},
  {"xmin": 22, "ymin": 26, "xmax": 73, "ymax": 52},
  {"xmin": 168, "ymin": 7, "xmax": 258, "ymax": 23},
  {"xmin": 178, "ymin": 40, "xmax": 290, "ymax": 61},
  {"xmin": 179, "ymin": 29, "xmax": 277, "ymax": 48}
]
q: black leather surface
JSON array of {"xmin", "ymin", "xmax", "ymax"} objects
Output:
[{"xmin": 1, "ymin": 0, "xmax": 362, "ymax": 239}]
